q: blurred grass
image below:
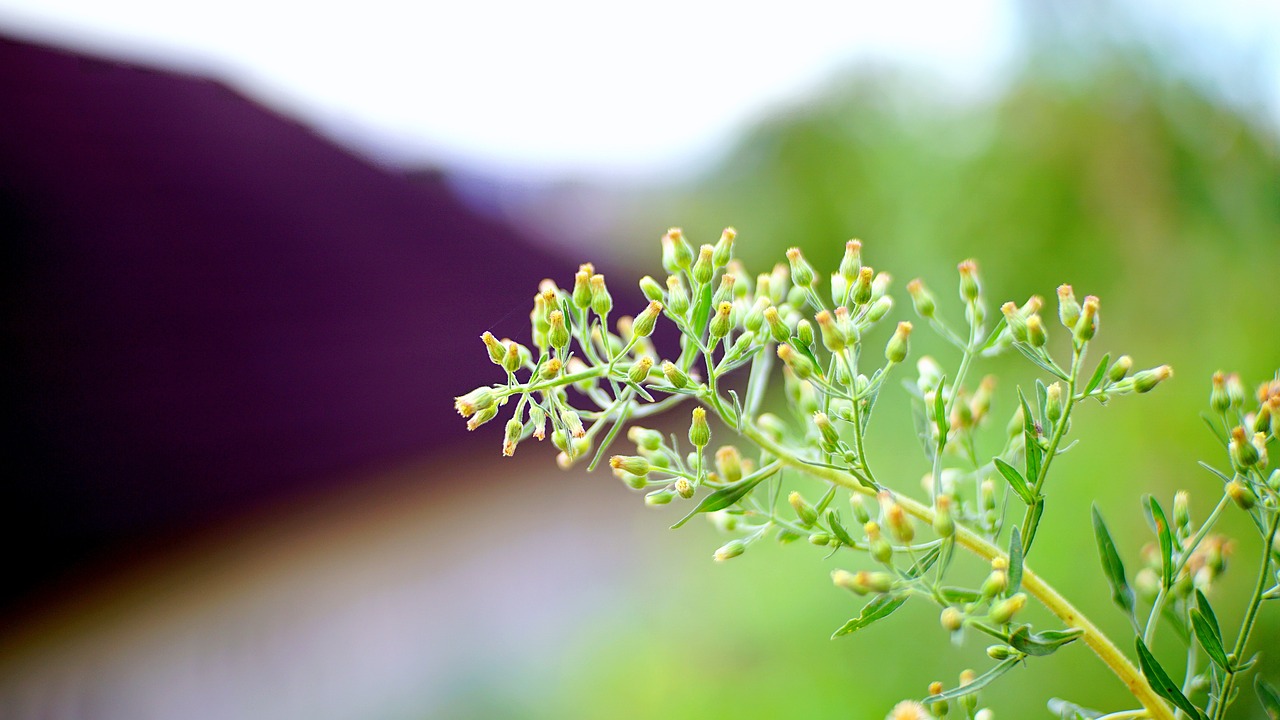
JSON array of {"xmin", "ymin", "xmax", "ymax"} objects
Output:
[{"xmin": 469, "ymin": 20, "xmax": 1278, "ymax": 720}]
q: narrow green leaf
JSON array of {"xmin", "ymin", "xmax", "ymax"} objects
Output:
[
  {"xmin": 911, "ymin": 402, "xmax": 936, "ymax": 464},
  {"xmin": 689, "ymin": 281, "xmax": 714, "ymax": 342},
  {"xmin": 814, "ymin": 484, "xmax": 839, "ymax": 514},
  {"xmin": 994, "ymin": 458, "xmax": 1036, "ymax": 505},
  {"xmin": 1092, "ymin": 505, "xmax": 1136, "ymax": 617},
  {"xmin": 1135, "ymin": 637, "xmax": 1204, "ymax": 719},
  {"xmin": 1035, "ymin": 379, "xmax": 1050, "ymax": 429},
  {"xmin": 831, "ymin": 594, "xmax": 908, "ymax": 638},
  {"xmin": 1019, "ymin": 389, "xmax": 1043, "ymax": 483},
  {"xmin": 826, "ymin": 510, "xmax": 857, "ymax": 547},
  {"xmin": 922, "ymin": 658, "xmax": 1020, "ymax": 703},
  {"xmin": 1256, "ymin": 676, "xmax": 1280, "ymax": 719},
  {"xmin": 1200, "ymin": 413, "xmax": 1229, "ymax": 447},
  {"xmin": 907, "ymin": 544, "xmax": 943, "ymax": 579},
  {"xmin": 1008, "ymin": 625, "xmax": 1084, "ymax": 657},
  {"xmin": 1083, "ymin": 353, "xmax": 1111, "ymax": 396},
  {"xmin": 1190, "ymin": 608, "xmax": 1231, "ymax": 671},
  {"xmin": 1198, "ymin": 461, "xmax": 1233, "ymax": 484},
  {"xmin": 1144, "ymin": 496, "xmax": 1175, "ymax": 589},
  {"xmin": 586, "ymin": 393, "xmax": 635, "ymax": 471},
  {"xmin": 979, "ymin": 315, "xmax": 1009, "ymax": 354},
  {"xmin": 934, "ymin": 376, "xmax": 949, "ymax": 449},
  {"xmin": 940, "ymin": 586, "xmax": 983, "ymax": 604},
  {"xmin": 670, "ymin": 463, "xmax": 780, "ymax": 529},
  {"xmin": 789, "ymin": 336, "xmax": 825, "ymax": 378},
  {"xmin": 1047, "ymin": 698, "xmax": 1103, "ymax": 719},
  {"xmin": 1015, "ymin": 343, "xmax": 1070, "ymax": 380},
  {"xmin": 1008, "ymin": 527, "xmax": 1025, "ymax": 595},
  {"xmin": 727, "ymin": 389, "xmax": 745, "ymax": 434},
  {"xmin": 1196, "ymin": 590, "xmax": 1222, "ymax": 640},
  {"xmin": 622, "ymin": 379, "xmax": 654, "ymax": 402}
]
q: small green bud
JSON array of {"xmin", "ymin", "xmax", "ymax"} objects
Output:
[
  {"xmin": 466, "ymin": 404, "xmax": 499, "ymax": 431},
  {"xmin": 589, "ymin": 274, "xmax": 612, "ymax": 317},
  {"xmin": 613, "ymin": 468, "xmax": 648, "ymax": 489},
  {"xmin": 1225, "ymin": 373, "xmax": 1247, "ymax": 409},
  {"xmin": 1073, "ymin": 295, "xmax": 1099, "ymax": 344},
  {"xmin": 560, "ymin": 407, "xmax": 586, "ymax": 438},
  {"xmin": 839, "ymin": 239, "xmax": 862, "ymax": 281},
  {"xmin": 726, "ymin": 331, "xmax": 755, "ymax": 359},
  {"xmin": 885, "ymin": 501, "xmax": 914, "ymax": 544},
  {"xmin": 865, "ymin": 295, "xmax": 893, "ymax": 323},
  {"xmin": 907, "ymin": 279, "xmax": 936, "ymax": 319},
  {"xmin": 638, "ymin": 275, "xmax": 664, "ymax": 303},
  {"xmin": 850, "ymin": 495, "xmax": 871, "ymax": 524},
  {"xmin": 1098, "ymin": 356, "xmax": 1129, "ymax": 386},
  {"xmin": 539, "ymin": 357, "xmax": 563, "ymax": 380},
  {"xmin": 958, "ymin": 259, "xmax": 981, "ymax": 302},
  {"xmin": 980, "ymin": 565, "xmax": 1008, "ymax": 599},
  {"xmin": 1173, "ymin": 490, "xmax": 1191, "ymax": 534},
  {"xmin": 548, "ymin": 310, "xmax": 570, "ymax": 350},
  {"xmin": 501, "ymin": 342, "xmax": 522, "ymax": 373},
  {"xmin": 646, "ymin": 487, "xmax": 675, "ymax": 506},
  {"xmin": 776, "ymin": 344, "xmax": 815, "ymax": 380},
  {"xmin": 1134, "ymin": 567, "xmax": 1160, "ymax": 603},
  {"xmin": 851, "ymin": 266, "xmax": 874, "ymax": 305},
  {"xmin": 1026, "ymin": 314, "xmax": 1048, "ymax": 348},
  {"xmin": 958, "ymin": 670, "xmax": 978, "ymax": 714},
  {"xmin": 808, "ymin": 533, "xmax": 832, "ymax": 546},
  {"xmin": 1229, "ymin": 426, "xmax": 1260, "ymax": 470},
  {"xmin": 832, "ymin": 569, "xmax": 893, "ymax": 595},
  {"xmin": 709, "ymin": 301, "xmax": 733, "ymax": 339},
  {"xmin": 481, "ymin": 331, "xmax": 507, "ymax": 365},
  {"xmin": 711, "ymin": 273, "xmax": 736, "ymax": 307},
  {"xmin": 785, "ymin": 247, "xmax": 815, "ymax": 289},
  {"xmin": 627, "ymin": 426, "xmax": 663, "ymax": 452},
  {"xmin": 789, "ymin": 491, "xmax": 818, "ymax": 525},
  {"xmin": 632, "ymin": 300, "xmax": 663, "ymax": 338},
  {"xmin": 529, "ymin": 406, "xmax": 547, "ymax": 440},
  {"xmin": 815, "ymin": 310, "xmax": 845, "ymax": 352},
  {"xmin": 1209, "ymin": 372, "xmax": 1230, "ymax": 412},
  {"xmin": 502, "ymin": 418, "xmax": 523, "ymax": 456},
  {"xmin": 764, "ymin": 306, "xmax": 790, "ymax": 344},
  {"xmin": 454, "ymin": 387, "xmax": 497, "ymax": 418},
  {"xmin": 675, "ymin": 477, "xmax": 694, "ymax": 499},
  {"xmin": 715, "ymin": 446, "xmax": 743, "ymax": 483},
  {"xmin": 941, "ymin": 606, "xmax": 964, "ymax": 633},
  {"xmin": 981, "ymin": 478, "xmax": 998, "ymax": 512},
  {"xmin": 757, "ymin": 413, "xmax": 786, "ymax": 441},
  {"xmin": 1001, "ymin": 302, "xmax": 1028, "ymax": 343},
  {"xmin": 610, "ymin": 455, "xmax": 651, "ymax": 476},
  {"xmin": 830, "ymin": 273, "xmax": 848, "ymax": 306},
  {"xmin": 885, "ymin": 321, "xmax": 912, "ymax": 363},
  {"xmin": 572, "ymin": 269, "xmax": 593, "ymax": 308},
  {"xmin": 662, "ymin": 228, "xmax": 694, "ymax": 272},
  {"xmin": 795, "ymin": 319, "xmax": 814, "ymax": 348},
  {"xmin": 712, "ymin": 227, "xmax": 736, "ymax": 268},
  {"xmin": 1057, "ymin": 284, "xmax": 1081, "ymax": 330},
  {"xmin": 989, "ymin": 593, "xmax": 1027, "ymax": 624},
  {"xmin": 865, "ymin": 521, "xmax": 892, "ymax": 564},
  {"xmin": 986, "ymin": 645, "xmax": 1015, "ymax": 661},
  {"xmin": 813, "ymin": 412, "xmax": 840, "ymax": 450},
  {"xmin": 628, "ymin": 356, "xmax": 654, "ymax": 384},
  {"xmin": 1132, "ymin": 365, "xmax": 1173, "ymax": 393},
  {"xmin": 692, "ymin": 244, "xmax": 715, "ymax": 285},
  {"xmin": 665, "ymin": 275, "xmax": 690, "ymax": 316},
  {"xmin": 1046, "ymin": 382, "xmax": 1064, "ymax": 424},
  {"xmin": 660, "ymin": 360, "xmax": 690, "ymax": 389},
  {"xmin": 744, "ymin": 296, "xmax": 771, "ymax": 334},
  {"xmin": 933, "ymin": 495, "xmax": 955, "ymax": 539},
  {"xmin": 689, "ymin": 407, "xmax": 711, "ymax": 448},
  {"xmin": 714, "ymin": 539, "xmax": 746, "ymax": 562}
]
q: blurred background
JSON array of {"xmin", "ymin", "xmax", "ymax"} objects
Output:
[{"xmin": 1, "ymin": 0, "xmax": 1278, "ymax": 717}]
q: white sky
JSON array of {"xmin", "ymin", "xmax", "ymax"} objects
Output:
[{"xmin": 0, "ymin": 1, "xmax": 1275, "ymax": 180}]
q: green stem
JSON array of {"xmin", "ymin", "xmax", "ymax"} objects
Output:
[
  {"xmin": 1144, "ymin": 493, "xmax": 1231, "ymax": 646},
  {"xmin": 741, "ymin": 420, "xmax": 1174, "ymax": 720},
  {"xmin": 1021, "ymin": 346, "xmax": 1085, "ymax": 554},
  {"xmin": 1210, "ymin": 511, "xmax": 1280, "ymax": 720}
]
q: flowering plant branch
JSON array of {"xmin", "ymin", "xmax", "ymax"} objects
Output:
[{"xmin": 454, "ymin": 228, "xmax": 1278, "ymax": 719}]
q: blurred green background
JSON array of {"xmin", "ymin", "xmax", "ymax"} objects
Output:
[{"xmin": 441, "ymin": 6, "xmax": 1280, "ymax": 719}]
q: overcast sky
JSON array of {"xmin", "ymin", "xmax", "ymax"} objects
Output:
[{"xmin": 1, "ymin": 1, "xmax": 1276, "ymax": 180}]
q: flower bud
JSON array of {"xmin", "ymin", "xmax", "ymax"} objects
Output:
[
  {"xmin": 958, "ymin": 259, "xmax": 981, "ymax": 302},
  {"xmin": 839, "ymin": 239, "xmax": 863, "ymax": 281},
  {"xmin": 675, "ymin": 477, "xmax": 694, "ymax": 499},
  {"xmin": 646, "ymin": 488, "xmax": 675, "ymax": 505},
  {"xmin": 986, "ymin": 645, "xmax": 1015, "ymax": 660},
  {"xmin": 628, "ymin": 356, "xmax": 654, "ymax": 384},
  {"xmin": 866, "ymin": 295, "xmax": 893, "ymax": 323},
  {"xmin": 454, "ymin": 387, "xmax": 497, "ymax": 418},
  {"xmin": 638, "ymin": 275, "xmax": 664, "ymax": 303},
  {"xmin": 764, "ymin": 306, "xmax": 791, "ymax": 344},
  {"xmin": 907, "ymin": 279, "xmax": 936, "ymax": 319},
  {"xmin": 832, "ymin": 569, "xmax": 893, "ymax": 595},
  {"xmin": 852, "ymin": 266, "xmax": 874, "ymax": 305},
  {"xmin": 786, "ymin": 247, "xmax": 815, "ymax": 288},
  {"xmin": 539, "ymin": 358, "xmax": 563, "ymax": 380},
  {"xmin": 692, "ymin": 244, "xmax": 715, "ymax": 285},
  {"xmin": 989, "ymin": 593, "xmax": 1026, "ymax": 624},
  {"xmin": 980, "ymin": 565, "xmax": 1008, "ymax": 599},
  {"xmin": 1001, "ymin": 302, "xmax": 1028, "ymax": 343},
  {"xmin": 871, "ymin": 271, "xmax": 891, "ymax": 302},
  {"xmin": 502, "ymin": 418, "xmax": 523, "ymax": 456},
  {"xmin": 709, "ymin": 302, "xmax": 733, "ymax": 339},
  {"xmin": 481, "ymin": 331, "xmax": 507, "ymax": 365},
  {"xmin": 657, "ymin": 360, "xmax": 689, "ymax": 389},
  {"xmin": 1073, "ymin": 295, "xmax": 1099, "ymax": 344},
  {"xmin": 712, "ymin": 227, "xmax": 736, "ymax": 268},
  {"xmin": 1046, "ymin": 382, "xmax": 1064, "ymax": 424},
  {"xmin": 665, "ymin": 275, "xmax": 690, "ymax": 316},
  {"xmin": 886, "ymin": 321, "xmax": 913, "ymax": 363},
  {"xmin": 572, "ymin": 269, "xmax": 593, "ymax": 308},
  {"xmin": 814, "ymin": 412, "xmax": 840, "ymax": 450},
  {"xmin": 850, "ymin": 495, "xmax": 871, "ymax": 524},
  {"xmin": 1057, "ymin": 284, "xmax": 1080, "ymax": 330},
  {"xmin": 1173, "ymin": 491, "xmax": 1191, "ymax": 535},
  {"xmin": 632, "ymin": 300, "xmax": 663, "ymax": 338},
  {"xmin": 610, "ymin": 455, "xmax": 651, "ymax": 476},
  {"xmin": 796, "ymin": 319, "xmax": 814, "ymax": 348},
  {"xmin": 813, "ymin": 310, "xmax": 844, "ymax": 352},
  {"xmin": 558, "ymin": 409, "xmax": 584, "ymax": 440},
  {"xmin": 808, "ymin": 533, "xmax": 832, "ymax": 546},
  {"xmin": 714, "ymin": 539, "xmax": 746, "ymax": 562},
  {"xmin": 886, "ymin": 502, "xmax": 914, "ymax": 543},
  {"xmin": 589, "ymin": 274, "xmax": 612, "ymax": 317},
  {"xmin": 466, "ymin": 404, "xmax": 499, "ymax": 431},
  {"xmin": 1026, "ymin": 314, "xmax": 1048, "ymax": 348},
  {"xmin": 865, "ymin": 521, "xmax": 893, "ymax": 564},
  {"xmin": 789, "ymin": 491, "xmax": 819, "ymax": 526},
  {"xmin": 529, "ymin": 406, "xmax": 546, "ymax": 440},
  {"xmin": 662, "ymin": 228, "xmax": 693, "ymax": 272},
  {"xmin": 548, "ymin": 310, "xmax": 570, "ymax": 350},
  {"xmin": 941, "ymin": 606, "xmax": 964, "ymax": 633},
  {"xmin": 933, "ymin": 495, "xmax": 956, "ymax": 538},
  {"xmin": 1226, "ymin": 477, "xmax": 1256, "ymax": 510},
  {"xmin": 1133, "ymin": 365, "xmax": 1172, "ymax": 393},
  {"xmin": 1225, "ymin": 373, "xmax": 1247, "ymax": 409},
  {"xmin": 777, "ymin": 344, "xmax": 816, "ymax": 380},
  {"xmin": 757, "ymin": 413, "xmax": 786, "ymax": 441},
  {"xmin": 689, "ymin": 407, "xmax": 711, "ymax": 448},
  {"xmin": 715, "ymin": 446, "xmax": 743, "ymax": 483},
  {"xmin": 958, "ymin": 670, "xmax": 978, "ymax": 714},
  {"xmin": 744, "ymin": 296, "xmax": 771, "ymax": 334},
  {"xmin": 501, "ymin": 342, "xmax": 522, "ymax": 373},
  {"xmin": 711, "ymin": 273, "xmax": 736, "ymax": 308},
  {"xmin": 1107, "ymin": 355, "xmax": 1132, "ymax": 383},
  {"xmin": 1229, "ymin": 426, "xmax": 1259, "ymax": 469},
  {"xmin": 627, "ymin": 426, "xmax": 663, "ymax": 452}
]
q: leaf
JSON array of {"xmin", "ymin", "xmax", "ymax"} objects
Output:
[
  {"xmin": 831, "ymin": 594, "xmax": 908, "ymax": 638},
  {"xmin": 1047, "ymin": 698, "xmax": 1103, "ymax": 719},
  {"xmin": 1092, "ymin": 505, "xmax": 1136, "ymax": 618},
  {"xmin": 995, "ymin": 458, "xmax": 1036, "ymax": 505},
  {"xmin": 1083, "ymin": 353, "xmax": 1111, "ymax": 396},
  {"xmin": 1196, "ymin": 590, "xmax": 1222, "ymax": 639},
  {"xmin": 1008, "ymin": 527, "xmax": 1025, "ymax": 595},
  {"xmin": 689, "ymin": 281, "xmax": 715, "ymax": 343},
  {"xmin": 1015, "ymin": 343, "xmax": 1070, "ymax": 380},
  {"xmin": 670, "ymin": 464, "xmax": 780, "ymax": 529},
  {"xmin": 622, "ymin": 379, "xmax": 654, "ymax": 402},
  {"xmin": 727, "ymin": 389, "xmax": 745, "ymax": 433},
  {"xmin": 1008, "ymin": 625, "xmax": 1084, "ymax": 657},
  {"xmin": 911, "ymin": 401, "xmax": 936, "ymax": 464},
  {"xmin": 814, "ymin": 484, "xmax": 839, "ymax": 514},
  {"xmin": 979, "ymin": 315, "xmax": 1009, "ymax": 354},
  {"xmin": 826, "ymin": 510, "xmax": 857, "ymax": 547},
  {"xmin": 1144, "ymin": 496, "xmax": 1175, "ymax": 589},
  {"xmin": 1256, "ymin": 677, "xmax": 1280, "ymax": 719},
  {"xmin": 586, "ymin": 394, "xmax": 635, "ymax": 472},
  {"xmin": 1019, "ymin": 389, "xmax": 1043, "ymax": 483},
  {"xmin": 922, "ymin": 658, "xmax": 1020, "ymax": 702},
  {"xmin": 1035, "ymin": 379, "xmax": 1050, "ymax": 429},
  {"xmin": 907, "ymin": 544, "xmax": 943, "ymax": 579},
  {"xmin": 939, "ymin": 586, "xmax": 983, "ymax": 604},
  {"xmin": 1198, "ymin": 461, "xmax": 1233, "ymax": 484},
  {"xmin": 934, "ymin": 377, "xmax": 949, "ymax": 449},
  {"xmin": 1201, "ymin": 413, "xmax": 1229, "ymax": 447},
  {"xmin": 789, "ymin": 336, "xmax": 825, "ymax": 379},
  {"xmin": 1135, "ymin": 637, "xmax": 1205, "ymax": 720},
  {"xmin": 1190, "ymin": 608, "xmax": 1231, "ymax": 671}
]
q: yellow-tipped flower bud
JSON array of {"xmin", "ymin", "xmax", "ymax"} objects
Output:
[
  {"xmin": 1027, "ymin": 314, "xmax": 1048, "ymax": 348},
  {"xmin": 632, "ymin": 300, "xmax": 663, "ymax": 338},
  {"xmin": 989, "ymin": 593, "xmax": 1027, "ymax": 624},
  {"xmin": 886, "ymin": 321, "xmax": 913, "ymax": 363},
  {"xmin": 709, "ymin": 301, "xmax": 733, "ymax": 339},
  {"xmin": 689, "ymin": 407, "xmax": 711, "ymax": 448},
  {"xmin": 1173, "ymin": 490, "xmax": 1191, "ymax": 534},
  {"xmin": 958, "ymin": 259, "xmax": 981, "ymax": 302},
  {"xmin": 865, "ymin": 521, "xmax": 892, "ymax": 563},
  {"xmin": 850, "ymin": 495, "xmax": 871, "ymax": 524},
  {"xmin": 674, "ymin": 477, "xmax": 694, "ymax": 498},
  {"xmin": 907, "ymin": 279, "xmax": 936, "ymax": 318},
  {"xmin": 714, "ymin": 539, "xmax": 746, "ymax": 562},
  {"xmin": 941, "ymin": 606, "xmax": 964, "ymax": 633},
  {"xmin": 764, "ymin": 306, "xmax": 790, "ymax": 344},
  {"xmin": 1001, "ymin": 301, "xmax": 1028, "ymax": 343},
  {"xmin": 548, "ymin": 310, "xmax": 570, "ymax": 350},
  {"xmin": 692, "ymin": 244, "xmax": 715, "ymax": 285},
  {"xmin": 744, "ymin": 296, "xmax": 771, "ymax": 334},
  {"xmin": 1074, "ymin": 295, "xmax": 1099, "ymax": 344},
  {"xmin": 777, "ymin": 344, "xmax": 815, "ymax": 380},
  {"xmin": 815, "ymin": 310, "xmax": 845, "ymax": 352},
  {"xmin": 715, "ymin": 446, "xmax": 743, "ymax": 483},
  {"xmin": 589, "ymin": 274, "xmax": 612, "ymax": 317},
  {"xmin": 886, "ymin": 502, "xmax": 914, "ymax": 543},
  {"xmin": 661, "ymin": 227, "xmax": 693, "ymax": 273},
  {"xmin": 712, "ymin": 273, "xmax": 736, "ymax": 308},
  {"xmin": 1057, "ymin": 284, "xmax": 1081, "ymax": 330},
  {"xmin": 712, "ymin": 227, "xmax": 736, "ymax": 268},
  {"xmin": 627, "ymin": 426, "xmax": 663, "ymax": 452},
  {"xmin": 661, "ymin": 360, "xmax": 690, "ymax": 389},
  {"xmin": 502, "ymin": 342, "xmax": 522, "ymax": 373},
  {"xmin": 1046, "ymin": 382, "xmax": 1064, "ymax": 424},
  {"xmin": 561, "ymin": 407, "xmax": 585, "ymax": 438},
  {"xmin": 572, "ymin": 269, "xmax": 593, "ymax": 308},
  {"xmin": 785, "ymin": 247, "xmax": 815, "ymax": 288},
  {"xmin": 796, "ymin": 319, "xmax": 814, "ymax": 348},
  {"xmin": 646, "ymin": 488, "xmax": 675, "ymax": 505},
  {"xmin": 466, "ymin": 404, "xmax": 499, "ymax": 431},
  {"xmin": 933, "ymin": 495, "xmax": 956, "ymax": 539},
  {"xmin": 839, "ymin": 239, "xmax": 863, "ymax": 281},
  {"xmin": 789, "ymin": 491, "xmax": 818, "ymax": 526},
  {"xmin": 832, "ymin": 569, "xmax": 893, "ymax": 595},
  {"xmin": 1229, "ymin": 426, "xmax": 1259, "ymax": 470},
  {"xmin": 454, "ymin": 387, "xmax": 496, "ymax": 418},
  {"xmin": 638, "ymin": 275, "xmax": 664, "ymax": 303},
  {"xmin": 852, "ymin": 266, "xmax": 874, "ymax": 305},
  {"xmin": 481, "ymin": 331, "xmax": 507, "ymax": 365},
  {"xmin": 502, "ymin": 418, "xmax": 523, "ymax": 456},
  {"xmin": 539, "ymin": 357, "xmax": 563, "ymax": 380},
  {"xmin": 814, "ymin": 412, "xmax": 840, "ymax": 450},
  {"xmin": 628, "ymin": 356, "xmax": 654, "ymax": 385},
  {"xmin": 1132, "ymin": 365, "xmax": 1172, "ymax": 394},
  {"xmin": 1225, "ymin": 373, "xmax": 1247, "ymax": 409},
  {"xmin": 665, "ymin": 275, "xmax": 690, "ymax": 316}
]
